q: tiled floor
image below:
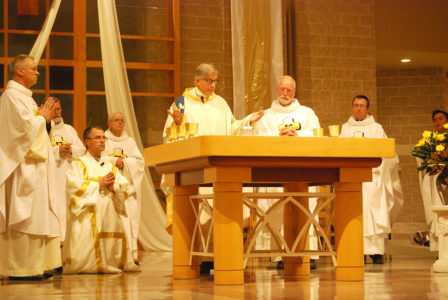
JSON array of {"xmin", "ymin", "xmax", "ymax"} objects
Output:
[{"xmin": 1, "ymin": 241, "xmax": 447, "ymax": 299}]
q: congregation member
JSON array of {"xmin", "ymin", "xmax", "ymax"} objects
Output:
[
  {"xmin": 253, "ymin": 75, "xmax": 321, "ymax": 269},
  {"xmin": 415, "ymin": 109, "xmax": 448, "ymax": 250},
  {"xmin": 50, "ymin": 97, "xmax": 85, "ymax": 241},
  {"xmin": 63, "ymin": 126, "xmax": 138, "ymax": 274},
  {"xmin": 340, "ymin": 95, "xmax": 404, "ymax": 264},
  {"xmin": 163, "ymin": 63, "xmax": 263, "ymax": 273},
  {"xmin": 103, "ymin": 112, "xmax": 144, "ymax": 262},
  {"xmin": 0, "ymin": 54, "xmax": 62, "ymax": 280}
]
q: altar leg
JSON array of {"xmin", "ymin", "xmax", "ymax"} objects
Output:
[
  {"xmin": 334, "ymin": 182, "xmax": 364, "ymax": 281},
  {"xmin": 213, "ymin": 182, "xmax": 244, "ymax": 285},
  {"xmin": 283, "ymin": 183, "xmax": 310, "ymax": 276},
  {"xmin": 173, "ymin": 184, "xmax": 200, "ymax": 279}
]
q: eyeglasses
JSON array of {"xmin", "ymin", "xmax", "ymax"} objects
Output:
[
  {"xmin": 278, "ymin": 88, "xmax": 294, "ymax": 94},
  {"xmin": 86, "ymin": 136, "xmax": 106, "ymax": 141},
  {"xmin": 111, "ymin": 119, "xmax": 125, "ymax": 124},
  {"xmin": 353, "ymin": 104, "xmax": 368, "ymax": 109},
  {"xmin": 201, "ymin": 78, "xmax": 219, "ymax": 85}
]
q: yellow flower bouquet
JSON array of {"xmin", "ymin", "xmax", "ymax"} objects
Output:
[{"xmin": 412, "ymin": 124, "xmax": 448, "ymax": 204}]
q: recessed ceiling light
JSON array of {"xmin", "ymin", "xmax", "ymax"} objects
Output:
[{"xmin": 401, "ymin": 58, "xmax": 411, "ymax": 63}]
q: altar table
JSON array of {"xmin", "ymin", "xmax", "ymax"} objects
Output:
[{"xmin": 144, "ymin": 136, "xmax": 395, "ymax": 285}]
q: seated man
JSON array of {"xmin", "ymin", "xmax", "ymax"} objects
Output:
[
  {"xmin": 63, "ymin": 126, "xmax": 139, "ymax": 274},
  {"xmin": 340, "ymin": 95, "xmax": 404, "ymax": 264}
]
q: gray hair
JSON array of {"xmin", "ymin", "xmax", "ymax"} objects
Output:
[
  {"xmin": 108, "ymin": 112, "xmax": 124, "ymax": 122},
  {"xmin": 9, "ymin": 54, "xmax": 34, "ymax": 78},
  {"xmin": 279, "ymin": 75, "xmax": 296, "ymax": 90},
  {"xmin": 194, "ymin": 63, "xmax": 218, "ymax": 80}
]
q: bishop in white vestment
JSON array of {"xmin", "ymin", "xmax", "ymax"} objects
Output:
[
  {"xmin": 50, "ymin": 99, "xmax": 85, "ymax": 241},
  {"xmin": 103, "ymin": 112, "xmax": 144, "ymax": 261},
  {"xmin": 0, "ymin": 55, "xmax": 61, "ymax": 278},
  {"xmin": 340, "ymin": 95, "xmax": 404, "ymax": 263},
  {"xmin": 63, "ymin": 127, "xmax": 138, "ymax": 274}
]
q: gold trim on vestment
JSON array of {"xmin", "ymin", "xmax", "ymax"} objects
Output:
[
  {"xmin": 182, "ymin": 87, "xmax": 216, "ymax": 103},
  {"xmin": 90, "ymin": 206, "xmax": 104, "ymax": 273},
  {"xmin": 99, "ymin": 232, "xmax": 127, "ymax": 269}
]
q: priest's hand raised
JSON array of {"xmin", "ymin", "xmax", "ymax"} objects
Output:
[
  {"xmin": 99, "ymin": 172, "xmax": 115, "ymax": 192},
  {"xmin": 250, "ymin": 110, "xmax": 265, "ymax": 123},
  {"xmin": 37, "ymin": 97, "xmax": 56, "ymax": 123},
  {"xmin": 167, "ymin": 109, "xmax": 183, "ymax": 126}
]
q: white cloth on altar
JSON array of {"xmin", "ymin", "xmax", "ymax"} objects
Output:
[
  {"xmin": 0, "ymin": 80, "xmax": 61, "ymax": 276},
  {"xmin": 63, "ymin": 152, "xmax": 138, "ymax": 274},
  {"xmin": 50, "ymin": 118, "xmax": 85, "ymax": 240},
  {"xmin": 417, "ymin": 157, "xmax": 443, "ymax": 251},
  {"xmin": 103, "ymin": 129, "xmax": 144, "ymax": 258},
  {"xmin": 340, "ymin": 115, "xmax": 404, "ymax": 254},
  {"xmin": 254, "ymin": 99, "xmax": 321, "ymax": 256},
  {"xmin": 254, "ymin": 98, "xmax": 320, "ymax": 137}
]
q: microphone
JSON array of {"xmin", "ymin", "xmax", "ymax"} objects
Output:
[
  {"xmin": 201, "ymin": 96, "xmax": 204, "ymax": 103},
  {"xmin": 100, "ymin": 162, "xmax": 105, "ymax": 166}
]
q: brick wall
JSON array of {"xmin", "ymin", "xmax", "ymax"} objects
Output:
[
  {"xmin": 377, "ymin": 67, "xmax": 448, "ymax": 238},
  {"xmin": 180, "ymin": 0, "xmax": 233, "ymax": 107},
  {"xmin": 294, "ymin": 0, "xmax": 377, "ymax": 128}
]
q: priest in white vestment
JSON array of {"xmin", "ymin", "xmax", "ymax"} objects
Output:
[
  {"xmin": 253, "ymin": 75, "xmax": 321, "ymax": 269},
  {"xmin": 162, "ymin": 63, "xmax": 263, "ymax": 273},
  {"xmin": 162, "ymin": 63, "xmax": 263, "ymax": 232},
  {"xmin": 103, "ymin": 112, "xmax": 144, "ymax": 261},
  {"xmin": 0, "ymin": 55, "xmax": 61, "ymax": 279},
  {"xmin": 63, "ymin": 126, "xmax": 138, "ymax": 274},
  {"xmin": 50, "ymin": 98, "xmax": 85, "ymax": 241},
  {"xmin": 415, "ymin": 109, "xmax": 448, "ymax": 251},
  {"xmin": 340, "ymin": 95, "xmax": 404, "ymax": 264}
]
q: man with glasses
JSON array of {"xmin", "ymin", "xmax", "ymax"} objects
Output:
[
  {"xmin": 255, "ymin": 75, "xmax": 320, "ymax": 136},
  {"xmin": 162, "ymin": 63, "xmax": 264, "ymax": 274},
  {"xmin": 63, "ymin": 126, "xmax": 139, "ymax": 273},
  {"xmin": 103, "ymin": 112, "xmax": 144, "ymax": 263},
  {"xmin": 252, "ymin": 75, "xmax": 321, "ymax": 270},
  {"xmin": 340, "ymin": 95, "xmax": 404, "ymax": 264},
  {"xmin": 0, "ymin": 54, "xmax": 61, "ymax": 280},
  {"xmin": 164, "ymin": 63, "xmax": 263, "ymax": 136},
  {"xmin": 50, "ymin": 97, "xmax": 85, "ymax": 243}
]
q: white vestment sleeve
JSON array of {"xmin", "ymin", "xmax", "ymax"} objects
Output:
[{"xmin": 66, "ymin": 160, "xmax": 101, "ymax": 216}]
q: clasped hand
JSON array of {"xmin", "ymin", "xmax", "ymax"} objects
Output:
[
  {"xmin": 99, "ymin": 172, "xmax": 115, "ymax": 192},
  {"xmin": 37, "ymin": 97, "xmax": 56, "ymax": 123}
]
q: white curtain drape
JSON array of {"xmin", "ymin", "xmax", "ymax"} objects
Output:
[
  {"xmin": 29, "ymin": 0, "xmax": 61, "ymax": 64},
  {"xmin": 97, "ymin": 1, "xmax": 171, "ymax": 251},
  {"xmin": 231, "ymin": 0, "xmax": 283, "ymax": 118}
]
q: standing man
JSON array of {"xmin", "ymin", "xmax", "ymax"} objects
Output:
[
  {"xmin": 0, "ymin": 54, "xmax": 61, "ymax": 279},
  {"xmin": 63, "ymin": 126, "xmax": 138, "ymax": 274},
  {"xmin": 103, "ymin": 112, "xmax": 144, "ymax": 262},
  {"xmin": 415, "ymin": 109, "xmax": 448, "ymax": 251},
  {"xmin": 164, "ymin": 63, "xmax": 263, "ymax": 136},
  {"xmin": 253, "ymin": 75, "xmax": 321, "ymax": 270},
  {"xmin": 255, "ymin": 75, "xmax": 320, "ymax": 136},
  {"xmin": 163, "ymin": 63, "xmax": 263, "ymax": 273},
  {"xmin": 340, "ymin": 95, "xmax": 404, "ymax": 264},
  {"xmin": 50, "ymin": 97, "xmax": 85, "ymax": 241}
]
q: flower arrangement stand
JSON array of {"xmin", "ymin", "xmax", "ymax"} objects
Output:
[{"xmin": 433, "ymin": 206, "xmax": 448, "ymax": 272}]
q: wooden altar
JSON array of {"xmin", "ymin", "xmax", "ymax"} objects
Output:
[{"xmin": 144, "ymin": 136, "xmax": 395, "ymax": 285}]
